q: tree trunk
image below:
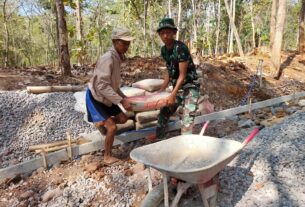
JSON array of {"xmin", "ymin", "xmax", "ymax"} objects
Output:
[
  {"xmin": 3, "ymin": 0, "xmax": 9, "ymax": 67},
  {"xmin": 215, "ymin": 0, "xmax": 221, "ymax": 55},
  {"xmin": 168, "ymin": 0, "xmax": 171, "ymax": 17},
  {"xmin": 12, "ymin": 36, "xmax": 17, "ymax": 65},
  {"xmin": 76, "ymin": 0, "xmax": 84, "ymax": 66},
  {"xmin": 26, "ymin": 16, "xmax": 32, "ymax": 66},
  {"xmin": 229, "ymin": 0, "xmax": 235, "ymax": 53},
  {"xmin": 53, "ymin": 3, "xmax": 61, "ymax": 69},
  {"xmin": 224, "ymin": 0, "xmax": 244, "ymax": 57},
  {"xmin": 192, "ymin": 0, "xmax": 197, "ymax": 50},
  {"xmin": 206, "ymin": 2, "xmax": 212, "ymax": 55},
  {"xmin": 143, "ymin": 0, "xmax": 149, "ymax": 57},
  {"xmin": 149, "ymin": 8, "xmax": 155, "ymax": 57},
  {"xmin": 55, "ymin": 0, "xmax": 71, "ymax": 76},
  {"xmin": 299, "ymin": 0, "xmax": 305, "ymax": 53},
  {"xmin": 250, "ymin": 0, "xmax": 256, "ymax": 49},
  {"xmin": 271, "ymin": 0, "xmax": 286, "ymax": 74},
  {"xmin": 270, "ymin": 0, "xmax": 277, "ymax": 50},
  {"xmin": 226, "ymin": 0, "xmax": 232, "ymax": 53},
  {"xmin": 176, "ymin": 0, "xmax": 182, "ymax": 40}
]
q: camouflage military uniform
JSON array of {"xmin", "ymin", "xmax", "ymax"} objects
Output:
[{"xmin": 156, "ymin": 40, "xmax": 200, "ymax": 139}]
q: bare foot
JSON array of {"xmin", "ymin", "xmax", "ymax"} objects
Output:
[{"xmin": 104, "ymin": 156, "xmax": 120, "ymax": 165}]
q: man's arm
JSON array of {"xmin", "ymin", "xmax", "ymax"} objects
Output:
[
  {"xmin": 167, "ymin": 61, "xmax": 188, "ymax": 105},
  {"xmin": 117, "ymin": 88, "xmax": 127, "ymax": 98}
]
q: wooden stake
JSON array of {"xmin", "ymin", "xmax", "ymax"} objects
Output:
[
  {"xmin": 41, "ymin": 150, "xmax": 48, "ymax": 169},
  {"xmin": 67, "ymin": 132, "xmax": 72, "ymax": 159}
]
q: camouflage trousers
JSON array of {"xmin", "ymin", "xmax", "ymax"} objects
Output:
[{"xmin": 156, "ymin": 87, "xmax": 199, "ymax": 139}]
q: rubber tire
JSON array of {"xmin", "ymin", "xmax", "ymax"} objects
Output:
[{"xmin": 140, "ymin": 183, "xmax": 164, "ymax": 207}]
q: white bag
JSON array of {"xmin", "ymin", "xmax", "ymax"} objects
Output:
[
  {"xmin": 132, "ymin": 79, "xmax": 164, "ymax": 92},
  {"xmin": 120, "ymin": 86, "xmax": 146, "ymax": 97}
]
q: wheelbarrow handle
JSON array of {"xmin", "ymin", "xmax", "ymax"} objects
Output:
[
  {"xmin": 242, "ymin": 125, "xmax": 265, "ymax": 147},
  {"xmin": 199, "ymin": 120, "xmax": 210, "ymax": 136}
]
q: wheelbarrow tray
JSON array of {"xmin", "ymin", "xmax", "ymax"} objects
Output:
[{"xmin": 130, "ymin": 135, "xmax": 243, "ymax": 184}]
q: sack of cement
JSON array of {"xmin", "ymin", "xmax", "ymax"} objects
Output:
[
  {"xmin": 116, "ymin": 119, "xmax": 135, "ymax": 134},
  {"xmin": 144, "ymin": 86, "xmax": 173, "ymax": 96},
  {"xmin": 127, "ymin": 92, "xmax": 170, "ymax": 112},
  {"xmin": 135, "ymin": 116, "xmax": 179, "ymax": 130},
  {"xmin": 120, "ymin": 86, "xmax": 145, "ymax": 97},
  {"xmin": 136, "ymin": 120, "xmax": 158, "ymax": 130},
  {"xmin": 74, "ymin": 91, "xmax": 86, "ymax": 113},
  {"xmin": 135, "ymin": 110, "xmax": 160, "ymax": 123},
  {"xmin": 132, "ymin": 79, "xmax": 164, "ymax": 92}
]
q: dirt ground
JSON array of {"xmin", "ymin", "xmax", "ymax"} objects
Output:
[
  {"xmin": 0, "ymin": 51, "xmax": 305, "ymax": 206},
  {"xmin": 1, "ymin": 51, "xmax": 304, "ymax": 109}
]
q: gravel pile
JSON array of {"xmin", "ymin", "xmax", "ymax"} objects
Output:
[
  {"xmin": 218, "ymin": 111, "xmax": 305, "ymax": 207},
  {"xmin": 0, "ymin": 90, "xmax": 94, "ymax": 168}
]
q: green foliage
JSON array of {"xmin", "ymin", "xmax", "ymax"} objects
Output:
[{"xmin": 0, "ymin": 0, "xmax": 302, "ymax": 67}]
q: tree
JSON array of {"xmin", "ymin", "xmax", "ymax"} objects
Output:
[
  {"xmin": 250, "ymin": 0, "xmax": 256, "ymax": 49},
  {"xmin": 270, "ymin": 0, "xmax": 277, "ymax": 49},
  {"xmin": 55, "ymin": 0, "xmax": 71, "ymax": 76},
  {"xmin": 176, "ymin": 0, "xmax": 182, "ymax": 40},
  {"xmin": 191, "ymin": 0, "xmax": 198, "ymax": 50},
  {"xmin": 270, "ymin": 0, "xmax": 286, "ymax": 75},
  {"xmin": 75, "ymin": 0, "xmax": 84, "ymax": 66},
  {"xmin": 215, "ymin": 0, "xmax": 221, "ymax": 55},
  {"xmin": 299, "ymin": 0, "xmax": 305, "ymax": 53},
  {"xmin": 143, "ymin": 0, "xmax": 149, "ymax": 56},
  {"xmin": 224, "ymin": 0, "xmax": 244, "ymax": 57},
  {"xmin": 228, "ymin": 0, "xmax": 236, "ymax": 53},
  {"xmin": 168, "ymin": 0, "xmax": 171, "ymax": 17},
  {"xmin": 2, "ymin": 0, "xmax": 20, "ymax": 67},
  {"xmin": 3, "ymin": 0, "xmax": 10, "ymax": 67}
]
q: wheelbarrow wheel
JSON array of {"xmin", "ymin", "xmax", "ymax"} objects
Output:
[{"xmin": 140, "ymin": 183, "xmax": 164, "ymax": 207}]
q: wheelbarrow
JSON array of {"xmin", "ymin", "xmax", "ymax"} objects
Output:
[{"xmin": 130, "ymin": 124, "xmax": 264, "ymax": 207}]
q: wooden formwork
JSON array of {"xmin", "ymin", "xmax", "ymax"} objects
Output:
[{"xmin": 1, "ymin": 91, "xmax": 304, "ymax": 182}]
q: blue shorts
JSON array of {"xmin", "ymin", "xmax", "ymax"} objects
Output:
[{"xmin": 86, "ymin": 88, "xmax": 122, "ymax": 123}]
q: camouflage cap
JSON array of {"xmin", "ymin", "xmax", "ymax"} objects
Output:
[
  {"xmin": 111, "ymin": 28, "xmax": 135, "ymax": 41},
  {"xmin": 157, "ymin": 18, "xmax": 178, "ymax": 32}
]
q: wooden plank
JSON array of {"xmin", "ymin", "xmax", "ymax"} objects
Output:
[
  {"xmin": 0, "ymin": 139, "xmax": 100, "ymax": 181},
  {"xmin": 194, "ymin": 91, "xmax": 305, "ymax": 124},
  {"xmin": 0, "ymin": 150, "xmax": 67, "ymax": 181},
  {"xmin": 0, "ymin": 132, "xmax": 118, "ymax": 181}
]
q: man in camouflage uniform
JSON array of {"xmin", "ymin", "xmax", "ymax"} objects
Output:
[{"xmin": 155, "ymin": 18, "xmax": 200, "ymax": 139}]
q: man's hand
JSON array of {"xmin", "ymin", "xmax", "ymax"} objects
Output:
[
  {"xmin": 166, "ymin": 94, "xmax": 176, "ymax": 106},
  {"xmin": 121, "ymin": 98, "xmax": 132, "ymax": 111}
]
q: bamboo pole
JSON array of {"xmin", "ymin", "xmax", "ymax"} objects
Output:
[
  {"xmin": 26, "ymin": 85, "xmax": 84, "ymax": 94},
  {"xmin": 35, "ymin": 144, "xmax": 77, "ymax": 153}
]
